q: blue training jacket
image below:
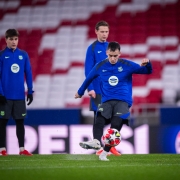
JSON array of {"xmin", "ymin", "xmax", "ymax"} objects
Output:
[
  {"xmin": 85, "ymin": 40, "xmax": 108, "ymax": 94},
  {"xmin": 0, "ymin": 47, "xmax": 34, "ymax": 100},
  {"xmin": 78, "ymin": 58, "xmax": 152, "ymax": 107}
]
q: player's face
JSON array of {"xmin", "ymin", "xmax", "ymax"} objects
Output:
[
  {"xmin": 95, "ymin": 26, "xmax": 109, "ymax": 42},
  {"xmin": 106, "ymin": 49, "xmax": 121, "ymax": 64},
  {"xmin": 6, "ymin": 36, "xmax": 18, "ymax": 50}
]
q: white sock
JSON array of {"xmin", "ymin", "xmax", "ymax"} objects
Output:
[
  {"xmin": 0, "ymin": 147, "xmax": 6, "ymax": 152},
  {"xmin": 101, "ymin": 150, "xmax": 108, "ymax": 156},
  {"xmin": 19, "ymin": 147, "xmax": 24, "ymax": 152}
]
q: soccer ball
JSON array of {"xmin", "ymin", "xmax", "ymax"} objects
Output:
[{"xmin": 102, "ymin": 128, "xmax": 121, "ymax": 147}]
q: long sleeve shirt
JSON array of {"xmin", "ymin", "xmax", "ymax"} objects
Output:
[
  {"xmin": 0, "ymin": 47, "xmax": 33, "ymax": 99},
  {"xmin": 85, "ymin": 40, "xmax": 108, "ymax": 94},
  {"xmin": 78, "ymin": 58, "xmax": 152, "ymax": 107}
]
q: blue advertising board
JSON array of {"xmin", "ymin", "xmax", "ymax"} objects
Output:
[{"xmin": 7, "ymin": 109, "xmax": 82, "ymax": 125}]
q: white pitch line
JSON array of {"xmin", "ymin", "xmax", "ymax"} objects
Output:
[
  {"xmin": 0, "ymin": 159, "xmax": 97, "ymax": 162},
  {"xmin": 0, "ymin": 164, "xmax": 180, "ymax": 170}
]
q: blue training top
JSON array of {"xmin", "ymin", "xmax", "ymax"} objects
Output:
[
  {"xmin": 78, "ymin": 58, "xmax": 152, "ymax": 107},
  {"xmin": 0, "ymin": 47, "xmax": 34, "ymax": 100},
  {"xmin": 85, "ymin": 40, "xmax": 108, "ymax": 94}
]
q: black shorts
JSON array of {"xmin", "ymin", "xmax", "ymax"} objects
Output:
[
  {"xmin": 97, "ymin": 100, "xmax": 130, "ymax": 120},
  {"xmin": 90, "ymin": 94, "xmax": 101, "ymax": 111},
  {"xmin": 0, "ymin": 100, "xmax": 26, "ymax": 119}
]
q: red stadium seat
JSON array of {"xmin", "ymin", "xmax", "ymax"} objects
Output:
[{"xmin": 0, "ymin": 0, "xmax": 179, "ymax": 109}]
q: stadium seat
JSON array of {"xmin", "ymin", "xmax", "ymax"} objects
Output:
[{"xmin": 0, "ymin": 0, "xmax": 179, "ymax": 108}]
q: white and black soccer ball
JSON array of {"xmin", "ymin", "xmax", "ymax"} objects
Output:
[{"xmin": 102, "ymin": 128, "xmax": 121, "ymax": 147}]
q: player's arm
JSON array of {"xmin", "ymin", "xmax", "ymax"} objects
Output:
[
  {"xmin": 140, "ymin": 58, "xmax": 150, "ymax": 66},
  {"xmin": 24, "ymin": 52, "xmax": 34, "ymax": 105},
  {"xmin": 24, "ymin": 51, "xmax": 34, "ymax": 94},
  {"xmin": 0, "ymin": 53, "xmax": 4, "ymax": 96},
  {"xmin": 0, "ymin": 54, "xmax": 7, "ymax": 104},
  {"xmin": 134, "ymin": 58, "xmax": 152, "ymax": 74},
  {"xmin": 75, "ymin": 65, "xmax": 99, "ymax": 99},
  {"xmin": 85, "ymin": 45, "xmax": 95, "ymax": 91},
  {"xmin": 88, "ymin": 90, "xmax": 96, "ymax": 98}
]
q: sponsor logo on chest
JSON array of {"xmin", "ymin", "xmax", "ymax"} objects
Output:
[
  {"xmin": 11, "ymin": 63, "xmax": 20, "ymax": 73},
  {"xmin": 108, "ymin": 76, "xmax": 119, "ymax": 86}
]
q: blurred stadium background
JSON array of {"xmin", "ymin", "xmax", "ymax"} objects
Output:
[{"xmin": 0, "ymin": 0, "xmax": 180, "ymax": 154}]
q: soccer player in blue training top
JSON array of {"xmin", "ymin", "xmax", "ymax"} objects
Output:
[
  {"xmin": 0, "ymin": 29, "xmax": 34, "ymax": 156},
  {"xmin": 75, "ymin": 41, "xmax": 152, "ymax": 161},
  {"xmin": 84, "ymin": 20, "xmax": 120, "ymax": 156}
]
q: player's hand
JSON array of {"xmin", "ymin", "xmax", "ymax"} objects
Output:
[
  {"xmin": 0, "ymin": 95, "xmax": 7, "ymax": 104},
  {"xmin": 88, "ymin": 90, "xmax": 96, "ymax": 98},
  {"xmin": 141, "ymin": 58, "xmax": 150, "ymax": 66},
  {"xmin": 75, "ymin": 92, "xmax": 82, "ymax": 99},
  {"xmin": 27, "ymin": 94, "xmax": 33, "ymax": 105}
]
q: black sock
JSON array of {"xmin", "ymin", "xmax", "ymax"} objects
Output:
[
  {"xmin": 93, "ymin": 113, "xmax": 106, "ymax": 144},
  {"xmin": 0, "ymin": 119, "xmax": 8, "ymax": 148},
  {"xmin": 110, "ymin": 116, "xmax": 123, "ymax": 131},
  {"xmin": 15, "ymin": 119, "xmax": 25, "ymax": 147},
  {"xmin": 104, "ymin": 145, "xmax": 111, "ymax": 152},
  {"xmin": 92, "ymin": 111, "xmax": 96, "ymax": 139}
]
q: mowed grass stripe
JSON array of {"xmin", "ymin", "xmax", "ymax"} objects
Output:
[
  {"xmin": 1, "ymin": 163, "xmax": 180, "ymax": 170},
  {"xmin": 0, "ymin": 154, "xmax": 180, "ymax": 180}
]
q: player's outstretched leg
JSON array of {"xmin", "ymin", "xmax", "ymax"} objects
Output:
[{"xmin": 79, "ymin": 139, "xmax": 101, "ymax": 150}]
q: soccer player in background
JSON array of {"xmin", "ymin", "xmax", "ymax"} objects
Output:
[
  {"xmin": 84, "ymin": 20, "xmax": 120, "ymax": 156},
  {"xmin": 0, "ymin": 29, "xmax": 34, "ymax": 156},
  {"xmin": 75, "ymin": 42, "xmax": 152, "ymax": 161}
]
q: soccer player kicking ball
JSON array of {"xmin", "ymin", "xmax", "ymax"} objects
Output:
[
  {"xmin": 0, "ymin": 29, "xmax": 34, "ymax": 156},
  {"xmin": 75, "ymin": 41, "xmax": 152, "ymax": 161}
]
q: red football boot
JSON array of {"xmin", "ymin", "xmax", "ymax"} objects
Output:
[
  {"xmin": 110, "ymin": 147, "xmax": 121, "ymax": 156},
  {"xmin": 19, "ymin": 150, "xmax": 33, "ymax": 156},
  {"xmin": 0, "ymin": 150, "xmax": 8, "ymax": 156}
]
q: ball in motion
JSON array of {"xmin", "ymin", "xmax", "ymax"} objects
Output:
[{"xmin": 102, "ymin": 128, "xmax": 121, "ymax": 147}]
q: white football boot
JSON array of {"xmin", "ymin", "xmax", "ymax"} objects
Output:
[
  {"xmin": 79, "ymin": 139, "xmax": 101, "ymax": 150},
  {"xmin": 99, "ymin": 150, "xmax": 109, "ymax": 161}
]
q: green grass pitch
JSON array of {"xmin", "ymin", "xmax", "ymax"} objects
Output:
[{"xmin": 0, "ymin": 154, "xmax": 180, "ymax": 180}]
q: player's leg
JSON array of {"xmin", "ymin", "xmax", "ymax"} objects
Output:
[
  {"xmin": 110, "ymin": 101, "xmax": 130, "ymax": 156},
  {"xmin": 91, "ymin": 94, "xmax": 101, "ymax": 138},
  {"xmin": 99, "ymin": 116, "xmax": 123, "ymax": 161},
  {"xmin": 79, "ymin": 112, "xmax": 105, "ymax": 150},
  {"xmin": 15, "ymin": 119, "xmax": 24, "ymax": 149},
  {"xmin": 92, "ymin": 111, "xmax": 96, "ymax": 138},
  {"xmin": 79, "ymin": 95, "xmax": 103, "ymax": 150},
  {"xmin": 110, "ymin": 116, "xmax": 124, "ymax": 131},
  {"xmin": 13, "ymin": 100, "xmax": 32, "ymax": 155},
  {"xmin": 0, "ymin": 119, "xmax": 8, "ymax": 155},
  {"xmin": 100, "ymin": 101, "xmax": 130, "ymax": 160},
  {"xmin": 0, "ymin": 100, "xmax": 13, "ymax": 156},
  {"xmin": 93, "ymin": 112, "xmax": 106, "ymax": 142}
]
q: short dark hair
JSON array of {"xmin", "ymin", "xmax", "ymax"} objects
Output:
[
  {"xmin": 107, "ymin": 41, "xmax": 120, "ymax": 51},
  {"xmin": 5, "ymin": 29, "xmax": 19, "ymax": 39},
  {"xmin": 95, "ymin": 20, "xmax": 109, "ymax": 30}
]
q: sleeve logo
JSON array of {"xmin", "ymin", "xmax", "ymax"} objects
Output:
[{"xmin": 19, "ymin": 55, "xmax": 23, "ymax": 60}]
